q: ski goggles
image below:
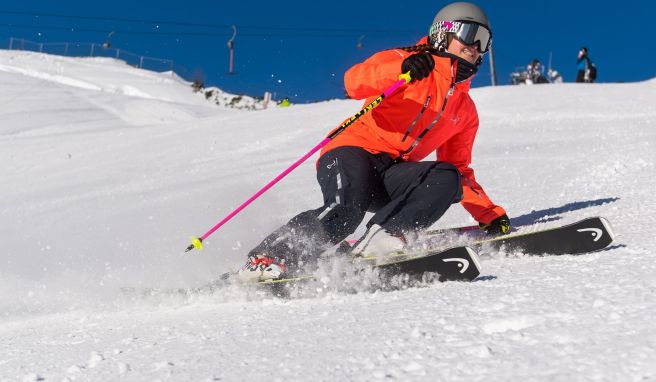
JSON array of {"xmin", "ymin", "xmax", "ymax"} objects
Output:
[{"xmin": 429, "ymin": 20, "xmax": 492, "ymax": 53}]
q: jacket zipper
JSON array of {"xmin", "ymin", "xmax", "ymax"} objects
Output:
[
  {"xmin": 401, "ymin": 96, "xmax": 431, "ymax": 142},
  {"xmin": 400, "ymin": 80, "xmax": 456, "ymax": 156}
]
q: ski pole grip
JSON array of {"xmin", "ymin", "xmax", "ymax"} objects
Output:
[{"xmin": 398, "ymin": 71, "xmax": 412, "ymax": 84}]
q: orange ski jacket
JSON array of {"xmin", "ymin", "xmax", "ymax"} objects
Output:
[{"xmin": 320, "ymin": 39, "xmax": 506, "ymax": 225}]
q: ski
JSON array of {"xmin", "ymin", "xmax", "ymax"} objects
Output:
[
  {"xmin": 470, "ymin": 216, "xmax": 615, "ymax": 255},
  {"xmin": 344, "ymin": 223, "xmax": 484, "ymax": 247},
  {"xmin": 366, "ymin": 245, "xmax": 481, "ymax": 282},
  {"xmin": 424, "ymin": 223, "xmax": 482, "ymax": 235},
  {"xmin": 253, "ymin": 245, "xmax": 482, "ymax": 288},
  {"xmin": 183, "ymin": 217, "xmax": 614, "ymax": 296}
]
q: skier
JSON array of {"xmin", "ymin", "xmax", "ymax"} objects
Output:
[
  {"xmin": 238, "ymin": 2, "xmax": 510, "ymax": 281},
  {"xmin": 576, "ymin": 47, "xmax": 596, "ymax": 83},
  {"xmin": 526, "ymin": 59, "xmax": 549, "ymax": 84}
]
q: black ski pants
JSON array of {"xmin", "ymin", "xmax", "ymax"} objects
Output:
[{"xmin": 249, "ymin": 146, "xmax": 463, "ymax": 266}]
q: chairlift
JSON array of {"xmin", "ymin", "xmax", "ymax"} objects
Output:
[
  {"xmin": 103, "ymin": 31, "xmax": 115, "ymax": 49},
  {"xmin": 226, "ymin": 25, "xmax": 237, "ymax": 75}
]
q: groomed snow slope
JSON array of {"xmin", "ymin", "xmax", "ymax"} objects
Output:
[{"xmin": 1, "ymin": 50, "xmax": 655, "ymax": 381}]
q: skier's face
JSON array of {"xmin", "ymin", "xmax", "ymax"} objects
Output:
[{"xmin": 447, "ymin": 37, "xmax": 481, "ymax": 65}]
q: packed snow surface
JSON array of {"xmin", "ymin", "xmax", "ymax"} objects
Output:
[{"xmin": 1, "ymin": 50, "xmax": 655, "ymax": 381}]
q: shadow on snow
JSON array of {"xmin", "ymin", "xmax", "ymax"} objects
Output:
[{"xmin": 511, "ymin": 197, "xmax": 620, "ymax": 228}]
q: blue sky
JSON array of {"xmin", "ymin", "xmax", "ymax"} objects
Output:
[{"xmin": 1, "ymin": 1, "xmax": 654, "ymax": 102}]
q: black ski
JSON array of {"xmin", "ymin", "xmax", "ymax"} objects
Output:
[
  {"xmin": 471, "ymin": 216, "xmax": 614, "ymax": 255},
  {"xmin": 258, "ymin": 245, "xmax": 482, "ymax": 286},
  {"xmin": 367, "ymin": 245, "xmax": 481, "ymax": 282},
  {"xmin": 194, "ymin": 217, "xmax": 614, "ymax": 296}
]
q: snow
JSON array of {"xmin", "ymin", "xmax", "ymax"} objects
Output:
[{"xmin": 1, "ymin": 50, "xmax": 655, "ymax": 381}]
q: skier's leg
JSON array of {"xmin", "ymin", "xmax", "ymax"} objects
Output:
[
  {"xmin": 245, "ymin": 147, "xmax": 394, "ymax": 273},
  {"xmin": 246, "ymin": 209, "xmax": 333, "ymax": 273},
  {"xmin": 368, "ymin": 161, "xmax": 463, "ymax": 235},
  {"xmin": 350, "ymin": 161, "xmax": 462, "ymax": 257},
  {"xmin": 313, "ymin": 146, "xmax": 394, "ymax": 242}
]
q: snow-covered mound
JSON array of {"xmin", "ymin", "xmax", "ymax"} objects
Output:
[
  {"xmin": 199, "ymin": 85, "xmax": 272, "ymax": 110},
  {"xmin": 0, "ymin": 50, "xmax": 655, "ymax": 381}
]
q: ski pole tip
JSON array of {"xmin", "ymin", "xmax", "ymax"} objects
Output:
[{"xmin": 185, "ymin": 237, "xmax": 203, "ymax": 253}]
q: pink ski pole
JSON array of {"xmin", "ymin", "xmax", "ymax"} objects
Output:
[{"xmin": 185, "ymin": 72, "xmax": 412, "ymax": 252}]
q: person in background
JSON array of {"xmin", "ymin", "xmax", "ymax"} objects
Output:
[
  {"xmin": 238, "ymin": 2, "xmax": 510, "ymax": 282},
  {"xmin": 576, "ymin": 47, "xmax": 596, "ymax": 83},
  {"xmin": 526, "ymin": 59, "xmax": 549, "ymax": 84}
]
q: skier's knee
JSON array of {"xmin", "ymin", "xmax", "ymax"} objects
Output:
[{"xmin": 426, "ymin": 164, "xmax": 462, "ymax": 203}]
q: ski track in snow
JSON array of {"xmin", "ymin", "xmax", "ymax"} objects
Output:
[{"xmin": 1, "ymin": 50, "xmax": 655, "ymax": 381}]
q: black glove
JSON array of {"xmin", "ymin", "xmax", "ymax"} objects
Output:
[
  {"xmin": 401, "ymin": 52, "xmax": 435, "ymax": 81},
  {"xmin": 480, "ymin": 214, "xmax": 511, "ymax": 235}
]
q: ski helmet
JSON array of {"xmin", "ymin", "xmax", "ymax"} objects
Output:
[{"xmin": 428, "ymin": 2, "xmax": 492, "ymax": 54}]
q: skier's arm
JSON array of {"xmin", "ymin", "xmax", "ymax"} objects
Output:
[
  {"xmin": 437, "ymin": 116, "xmax": 507, "ymax": 225},
  {"xmin": 344, "ymin": 49, "xmax": 409, "ymax": 99}
]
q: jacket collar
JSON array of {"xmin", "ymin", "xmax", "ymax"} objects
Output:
[{"xmin": 436, "ymin": 51, "xmax": 478, "ymax": 84}]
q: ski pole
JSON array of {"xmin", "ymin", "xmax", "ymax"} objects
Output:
[{"xmin": 185, "ymin": 72, "xmax": 412, "ymax": 252}]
